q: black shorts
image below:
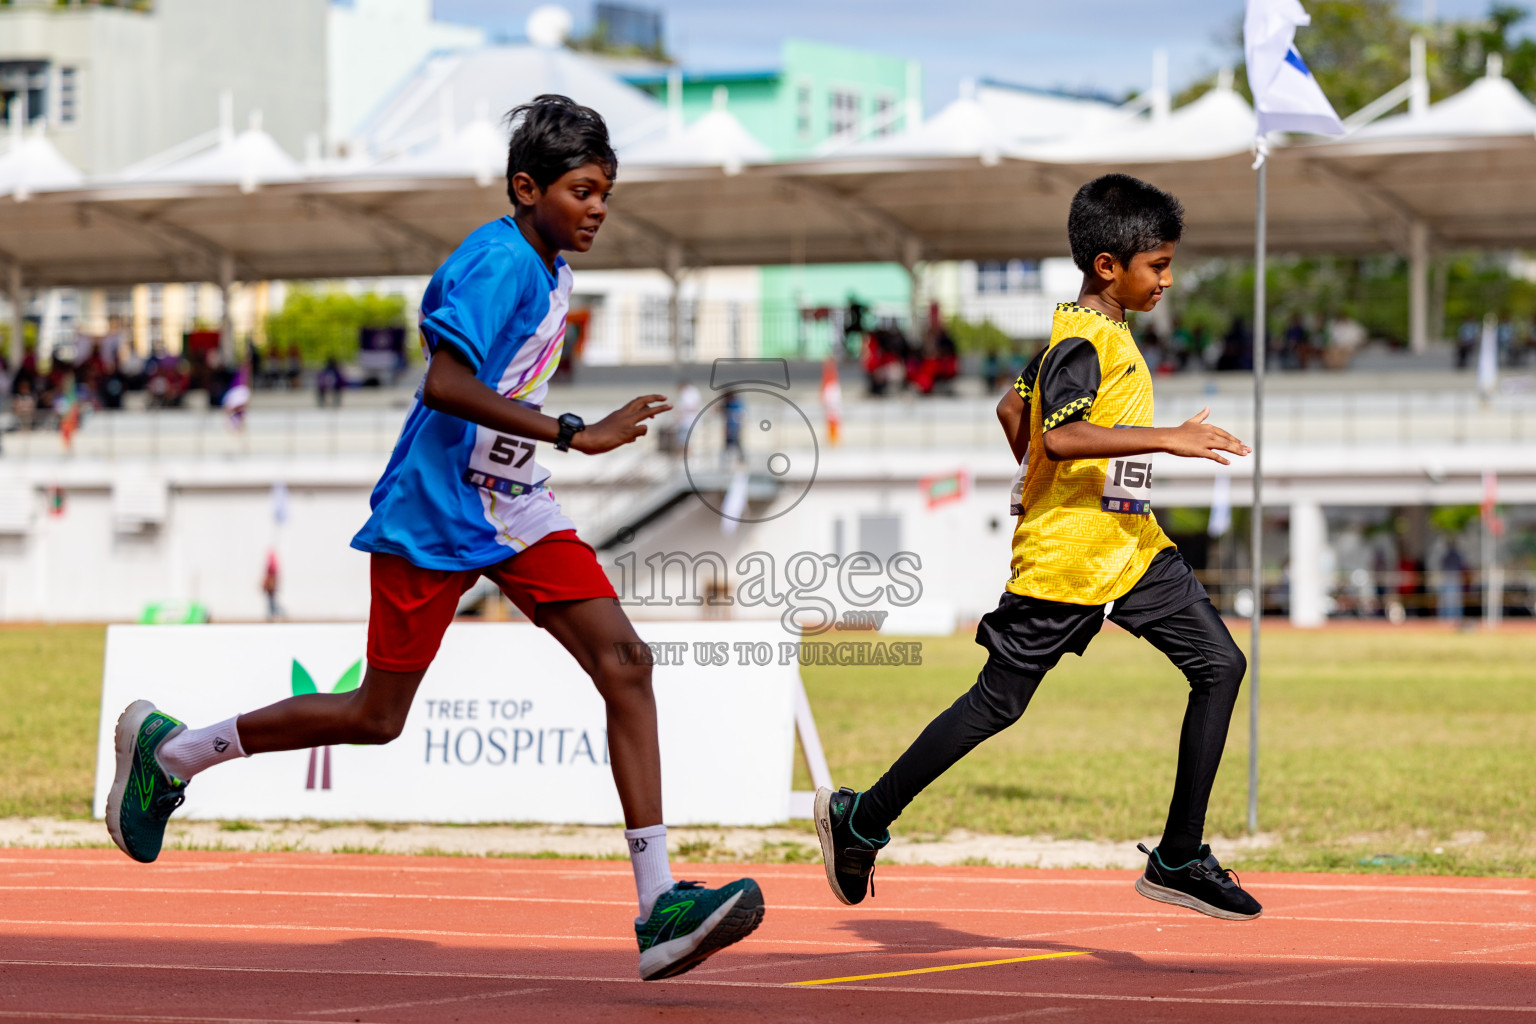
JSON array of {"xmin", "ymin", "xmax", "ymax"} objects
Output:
[{"xmin": 976, "ymin": 547, "xmax": 1208, "ymax": 679}]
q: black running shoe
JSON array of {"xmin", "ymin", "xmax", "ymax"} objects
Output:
[
  {"xmin": 1135, "ymin": 843, "xmax": 1262, "ymax": 921},
  {"xmin": 814, "ymin": 786, "xmax": 889, "ymax": 906}
]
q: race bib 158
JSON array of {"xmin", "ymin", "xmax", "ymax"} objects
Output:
[{"xmin": 1102, "ymin": 455, "xmax": 1152, "ymax": 514}]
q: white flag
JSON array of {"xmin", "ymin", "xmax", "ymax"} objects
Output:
[
  {"xmin": 1244, "ymin": 0, "xmax": 1345, "ymax": 138},
  {"xmin": 1209, "ymin": 471, "xmax": 1232, "ymax": 539},
  {"xmin": 1477, "ymin": 313, "xmax": 1499, "ymax": 399}
]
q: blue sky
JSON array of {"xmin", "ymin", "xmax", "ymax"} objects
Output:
[{"xmin": 434, "ymin": 0, "xmax": 1515, "ymax": 110}]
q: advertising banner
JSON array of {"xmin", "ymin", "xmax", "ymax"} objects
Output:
[{"xmin": 94, "ymin": 621, "xmax": 798, "ymax": 826}]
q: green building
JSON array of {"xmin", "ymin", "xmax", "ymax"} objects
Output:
[{"xmin": 627, "ymin": 39, "xmax": 921, "ymax": 357}]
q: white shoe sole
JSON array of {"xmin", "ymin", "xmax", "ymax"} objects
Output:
[
  {"xmin": 638, "ymin": 889, "xmax": 748, "ymax": 980},
  {"xmin": 812, "ymin": 786, "xmax": 855, "ymax": 906},
  {"xmin": 104, "ymin": 699, "xmax": 159, "ymax": 859},
  {"xmin": 1135, "ymin": 875, "xmax": 1261, "ymax": 921}
]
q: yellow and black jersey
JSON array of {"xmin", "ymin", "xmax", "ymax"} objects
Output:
[{"xmin": 1006, "ymin": 302, "xmax": 1173, "ymax": 606}]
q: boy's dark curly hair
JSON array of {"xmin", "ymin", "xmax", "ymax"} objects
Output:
[
  {"xmin": 503, "ymin": 94, "xmax": 618, "ymax": 204},
  {"xmin": 1067, "ymin": 173, "xmax": 1184, "ymax": 273}
]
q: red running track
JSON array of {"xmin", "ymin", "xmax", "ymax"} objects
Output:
[{"xmin": 0, "ymin": 848, "xmax": 1532, "ymax": 1023}]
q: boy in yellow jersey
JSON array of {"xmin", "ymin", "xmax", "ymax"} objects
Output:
[{"xmin": 816, "ymin": 174, "xmax": 1263, "ymax": 921}]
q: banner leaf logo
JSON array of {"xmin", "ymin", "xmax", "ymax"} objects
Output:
[{"xmin": 292, "ymin": 658, "xmax": 364, "ymax": 789}]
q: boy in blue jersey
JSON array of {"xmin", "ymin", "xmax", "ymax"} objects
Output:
[{"xmin": 105, "ymin": 95, "xmax": 763, "ymax": 981}]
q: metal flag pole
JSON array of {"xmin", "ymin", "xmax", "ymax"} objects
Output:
[{"xmin": 1249, "ymin": 155, "xmax": 1267, "ymax": 835}]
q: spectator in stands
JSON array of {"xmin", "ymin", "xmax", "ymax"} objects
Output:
[
  {"xmin": 283, "ymin": 343, "xmax": 303, "ymax": 389},
  {"xmin": 316, "ymin": 357, "xmax": 344, "ymax": 407},
  {"xmin": 842, "ymin": 294, "xmax": 869, "ymax": 360},
  {"xmin": 1219, "ymin": 316, "xmax": 1251, "ymax": 371},
  {"xmin": 262, "ymin": 550, "xmax": 282, "ymax": 621},
  {"xmin": 1437, "ymin": 542, "xmax": 1466, "ymax": 624},
  {"xmin": 1139, "ymin": 323, "xmax": 1166, "ymax": 374},
  {"xmin": 1456, "ymin": 316, "xmax": 1479, "ymax": 370},
  {"xmin": 1283, "ymin": 313, "xmax": 1312, "ymax": 369},
  {"xmin": 721, "ymin": 389, "xmax": 744, "ymax": 465},
  {"xmin": 981, "ymin": 348, "xmax": 1004, "ymax": 391},
  {"xmin": 863, "ymin": 325, "xmax": 907, "ymax": 396},
  {"xmin": 11, "ymin": 377, "xmax": 36, "ymax": 430}
]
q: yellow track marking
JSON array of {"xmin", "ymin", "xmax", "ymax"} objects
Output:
[{"xmin": 793, "ymin": 950, "xmax": 1089, "ymax": 986}]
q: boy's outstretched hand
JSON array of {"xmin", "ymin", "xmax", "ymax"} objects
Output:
[
  {"xmin": 1164, "ymin": 407, "xmax": 1251, "ymax": 465},
  {"xmin": 572, "ymin": 395, "xmax": 672, "ymax": 454}
]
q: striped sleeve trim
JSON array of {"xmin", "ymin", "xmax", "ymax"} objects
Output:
[{"xmin": 1042, "ymin": 395, "xmax": 1093, "ymax": 430}]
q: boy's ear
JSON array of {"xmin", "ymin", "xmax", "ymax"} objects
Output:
[
  {"xmin": 509, "ymin": 171, "xmax": 543, "ymax": 208},
  {"xmin": 1091, "ymin": 252, "xmax": 1120, "ymax": 284}
]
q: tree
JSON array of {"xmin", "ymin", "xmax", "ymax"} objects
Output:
[
  {"xmin": 1177, "ymin": 1, "xmax": 1536, "ymax": 112},
  {"xmin": 263, "ymin": 289, "xmax": 407, "ymax": 365},
  {"xmin": 1435, "ymin": 4, "xmax": 1536, "ymax": 96}
]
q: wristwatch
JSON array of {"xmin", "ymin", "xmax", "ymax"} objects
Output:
[{"xmin": 554, "ymin": 412, "xmax": 586, "ymax": 452}]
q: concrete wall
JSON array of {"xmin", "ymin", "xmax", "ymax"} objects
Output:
[{"xmin": 0, "ymin": 0, "xmax": 325, "ymax": 174}]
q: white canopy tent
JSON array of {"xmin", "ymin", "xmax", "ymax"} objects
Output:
[
  {"xmin": 0, "ymin": 129, "xmax": 84, "ymax": 202},
  {"xmin": 373, "ymin": 103, "xmax": 506, "ymax": 187},
  {"xmin": 826, "ymin": 78, "xmax": 1127, "ymax": 165},
  {"xmin": 352, "ymin": 45, "xmax": 668, "ymax": 162},
  {"xmin": 4, "ymin": 57, "xmax": 1536, "ymax": 365},
  {"xmin": 120, "ymin": 114, "xmax": 305, "ymax": 193},
  {"xmin": 1019, "ymin": 83, "xmax": 1258, "ymax": 163},
  {"xmin": 623, "ymin": 89, "xmax": 772, "ymax": 176},
  {"xmin": 1300, "ymin": 57, "xmax": 1536, "ymax": 351}
]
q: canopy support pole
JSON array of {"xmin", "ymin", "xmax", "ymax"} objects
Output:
[
  {"xmin": 663, "ymin": 243, "xmax": 684, "ymax": 375},
  {"xmin": 217, "ymin": 251, "xmax": 236, "ymax": 362},
  {"xmin": 1408, "ymin": 218, "xmax": 1430, "ymax": 354},
  {"xmin": 6, "ymin": 263, "xmax": 22, "ymax": 370},
  {"xmin": 1249, "ymin": 157, "xmax": 1266, "ymax": 836},
  {"xmin": 900, "ymin": 237, "xmax": 923, "ymax": 342}
]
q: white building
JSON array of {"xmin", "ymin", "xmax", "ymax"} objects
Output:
[
  {"xmin": 0, "ymin": 0, "xmax": 326, "ymax": 176},
  {"xmin": 326, "ymin": 0, "xmax": 484, "ymax": 153}
]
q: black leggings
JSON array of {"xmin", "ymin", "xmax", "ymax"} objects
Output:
[{"xmin": 857, "ymin": 597, "xmax": 1245, "ymax": 860}]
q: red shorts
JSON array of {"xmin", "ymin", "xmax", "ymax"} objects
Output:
[{"xmin": 366, "ymin": 530, "xmax": 618, "ymax": 673}]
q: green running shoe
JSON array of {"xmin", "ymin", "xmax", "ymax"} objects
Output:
[
  {"xmin": 636, "ymin": 879, "xmax": 764, "ymax": 981},
  {"xmin": 105, "ymin": 700, "xmax": 188, "ymax": 864}
]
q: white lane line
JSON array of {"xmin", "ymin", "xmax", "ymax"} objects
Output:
[
  {"xmin": 296, "ymin": 986, "xmax": 549, "ymax": 1016},
  {"xmin": 0, "ymin": 919, "xmax": 876, "ymax": 949},
  {"xmin": 1182, "ymin": 966, "xmax": 1369, "ymax": 993},
  {"xmin": 0, "ymin": 960, "xmax": 1533, "ymax": 1014},
  {"xmin": 2, "ymin": 857, "xmax": 1530, "ymax": 896},
  {"xmin": 1455, "ymin": 939, "xmax": 1536, "ymax": 956},
  {"xmin": 4, "ymin": 886, "xmax": 1529, "ymax": 929}
]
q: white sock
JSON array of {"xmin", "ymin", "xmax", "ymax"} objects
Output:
[
  {"xmin": 625, "ymin": 824, "xmax": 676, "ymax": 920},
  {"xmin": 156, "ymin": 716, "xmax": 247, "ymax": 781}
]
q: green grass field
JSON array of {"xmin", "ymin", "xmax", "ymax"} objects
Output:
[
  {"xmin": 798, "ymin": 625, "xmax": 1535, "ymax": 876},
  {"xmin": 3, "ymin": 623, "xmax": 1531, "ymax": 875}
]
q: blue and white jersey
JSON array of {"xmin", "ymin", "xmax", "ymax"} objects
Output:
[{"xmin": 351, "ymin": 217, "xmax": 577, "ymax": 570}]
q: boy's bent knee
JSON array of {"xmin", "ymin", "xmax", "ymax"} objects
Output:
[
  {"xmin": 1205, "ymin": 641, "xmax": 1246, "ymax": 693},
  {"xmin": 592, "ymin": 658, "xmax": 653, "ymax": 701},
  {"xmin": 349, "ymin": 703, "xmax": 409, "ymax": 744}
]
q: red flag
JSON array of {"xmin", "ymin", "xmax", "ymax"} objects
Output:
[{"xmin": 1482, "ymin": 470, "xmax": 1504, "ymax": 538}]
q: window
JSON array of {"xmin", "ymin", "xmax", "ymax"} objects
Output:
[
  {"xmin": 0, "ymin": 61, "xmax": 49, "ymax": 126},
  {"xmin": 57, "ymin": 67, "xmax": 77, "ymax": 125},
  {"xmin": 1011, "ymin": 259, "xmax": 1042, "ymax": 291},
  {"xmin": 976, "ymin": 261, "xmax": 1009, "ymax": 294},
  {"xmin": 976, "ymin": 260, "xmax": 1043, "ymax": 294},
  {"xmin": 828, "ymin": 88, "xmax": 860, "ymax": 138},
  {"xmin": 638, "ymin": 295, "xmax": 696, "ymax": 353},
  {"xmin": 147, "ymin": 284, "xmax": 164, "ymax": 347},
  {"xmin": 872, "ymin": 94, "xmax": 896, "ymax": 137},
  {"xmin": 795, "ymin": 82, "xmax": 812, "ymax": 140}
]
